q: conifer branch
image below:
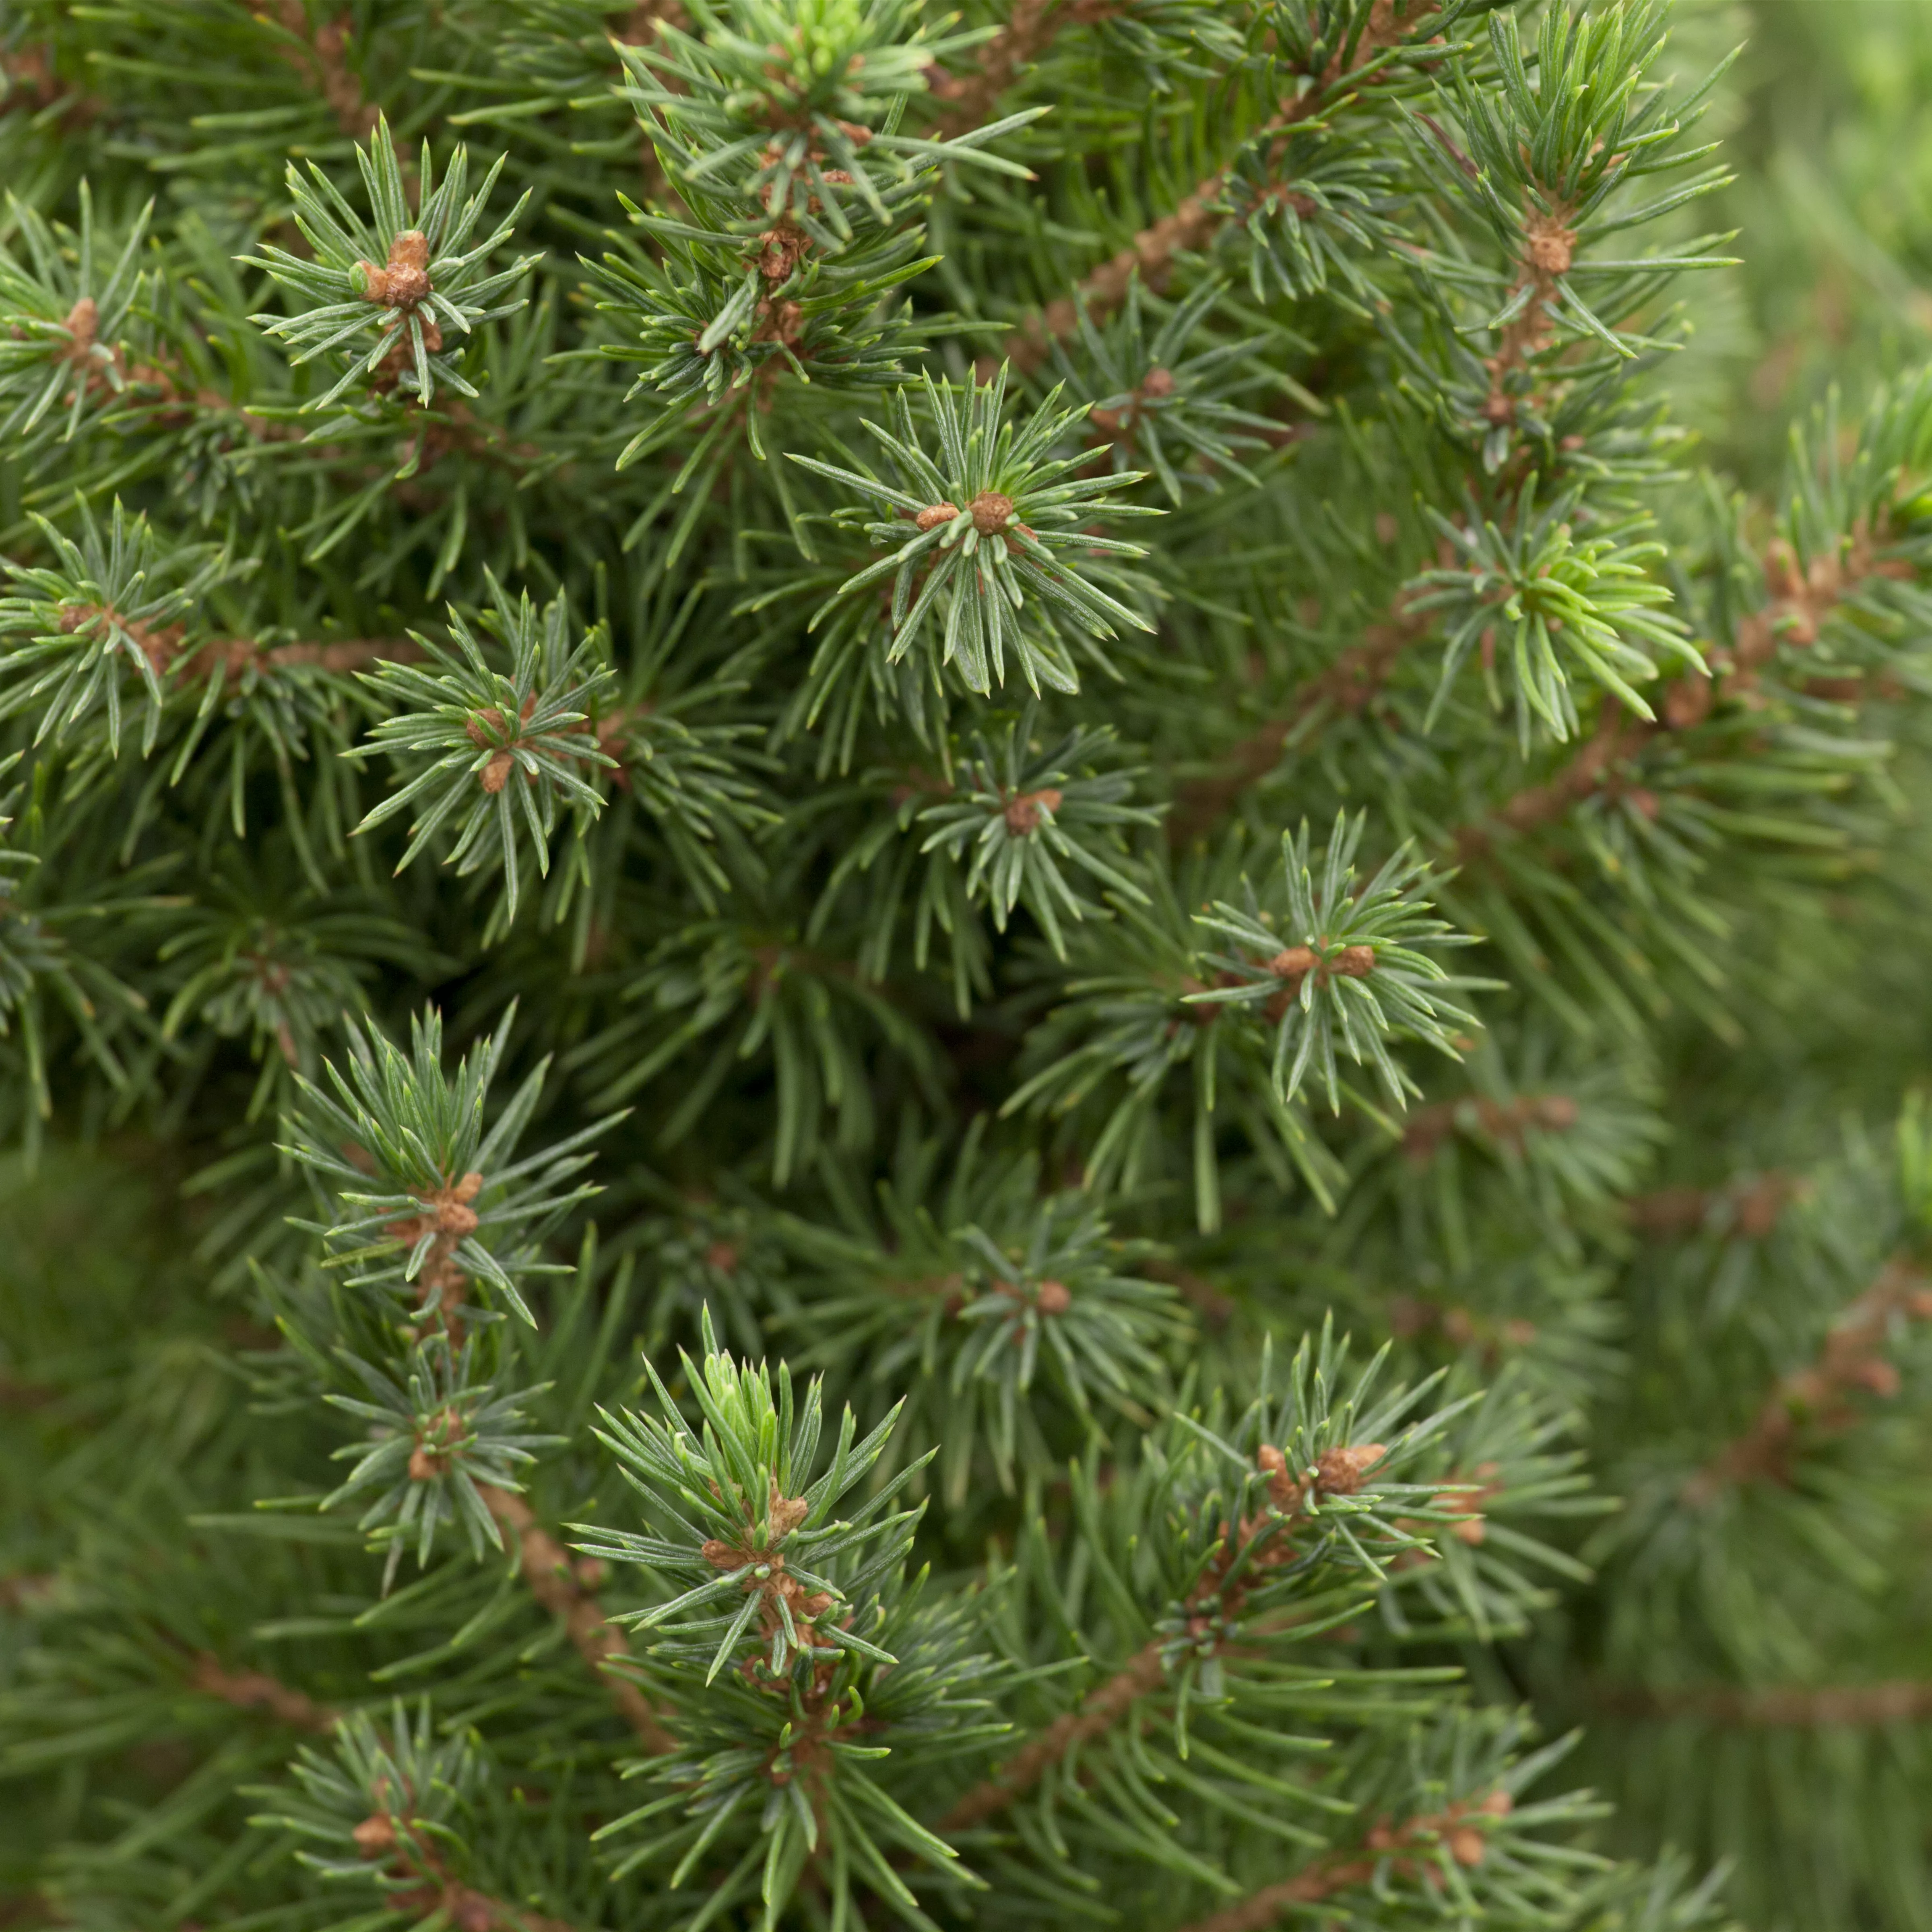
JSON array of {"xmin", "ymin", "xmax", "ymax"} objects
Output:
[
  {"xmin": 1173, "ymin": 1790, "xmax": 1513, "ymax": 1932},
  {"xmin": 1002, "ymin": 2, "xmax": 1442, "ymax": 371},
  {"xmin": 189, "ymin": 1653, "xmax": 341, "ymax": 1734},
  {"xmin": 1448, "ymin": 701, "xmax": 1657, "ymax": 866},
  {"xmin": 1624, "ymin": 1172, "xmax": 1799, "ymax": 1241},
  {"xmin": 260, "ymin": 0, "xmax": 382, "ymax": 140},
  {"xmin": 927, "ymin": 1, "xmax": 1125, "ymax": 142},
  {"xmin": 1401, "ymin": 1090, "xmax": 1580, "ymax": 1163},
  {"xmin": 1685, "ymin": 1256, "xmax": 1932, "ymax": 1502},
  {"xmin": 1168, "ymin": 600, "xmax": 1430, "ymax": 844},
  {"xmin": 1600, "ymin": 1682, "xmax": 1932, "ymax": 1727},
  {"xmin": 940, "ymin": 1641, "xmax": 1165, "ymax": 1829},
  {"xmin": 1, "ymin": 43, "xmax": 98, "ymax": 124},
  {"xmin": 477, "ymin": 1483, "xmax": 677, "ymax": 1753}
]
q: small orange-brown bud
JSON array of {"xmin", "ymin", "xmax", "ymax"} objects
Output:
[
  {"xmin": 1003, "ymin": 787, "xmax": 1062, "ymax": 836},
  {"xmin": 1331, "ymin": 944, "xmax": 1376, "ymax": 978},
  {"xmin": 1267, "ymin": 945, "xmax": 1318, "ymax": 980},
  {"xmin": 1315, "ymin": 1442, "xmax": 1386, "ymax": 1496},
  {"xmin": 968, "ymin": 490, "xmax": 1015, "ymax": 535},
  {"xmin": 914, "ymin": 501, "xmax": 959, "ymax": 532},
  {"xmin": 1448, "ymin": 1826, "xmax": 1488, "ymax": 1867},
  {"xmin": 1035, "ymin": 1278, "xmax": 1071, "ymax": 1315},
  {"xmin": 351, "ymin": 1812, "xmax": 397, "ymax": 1858},
  {"xmin": 357, "ymin": 231, "xmax": 433, "ymax": 308}
]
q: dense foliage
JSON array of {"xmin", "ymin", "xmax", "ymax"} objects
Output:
[{"xmin": 4, "ymin": 3, "xmax": 1932, "ymax": 1930}]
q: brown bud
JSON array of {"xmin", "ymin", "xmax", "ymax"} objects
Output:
[
  {"xmin": 408, "ymin": 1446, "xmax": 442, "ymax": 1482},
  {"xmin": 62, "ymin": 295, "xmax": 101, "ymax": 355},
  {"xmin": 351, "ymin": 1813, "xmax": 397, "ymax": 1858},
  {"xmin": 356, "ymin": 231, "xmax": 434, "ymax": 308},
  {"xmin": 702, "ymin": 1538, "xmax": 744, "ymax": 1571},
  {"xmin": 768, "ymin": 1490, "xmax": 811, "ymax": 1538},
  {"xmin": 479, "ymin": 750, "xmax": 515, "ymax": 793},
  {"xmin": 1331, "ymin": 945, "xmax": 1376, "ymax": 978},
  {"xmin": 914, "ymin": 501, "xmax": 959, "ymax": 532},
  {"xmin": 1525, "ymin": 226, "xmax": 1574, "ymax": 277},
  {"xmin": 1448, "ymin": 1826, "xmax": 1487, "ymax": 1867},
  {"xmin": 1852, "ymin": 1358, "xmax": 1901, "ymax": 1398},
  {"xmin": 1141, "ymin": 366, "xmax": 1176, "ymax": 399},
  {"xmin": 1314, "ymin": 1442, "xmax": 1386, "ymax": 1496},
  {"xmin": 1035, "ymin": 1278, "xmax": 1071, "ymax": 1315},
  {"xmin": 968, "ymin": 490, "xmax": 1015, "ymax": 535},
  {"xmin": 1003, "ymin": 787, "xmax": 1062, "ymax": 836},
  {"xmin": 1267, "ymin": 945, "xmax": 1317, "ymax": 981}
]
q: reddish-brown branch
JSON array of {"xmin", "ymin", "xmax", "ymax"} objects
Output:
[
  {"xmin": 941, "ymin": 1642, "xmax": 1166, "ymax": 1828},
  {"xmin": 2, "ymin": 43, "xmax": 100, "ymax": 124},
  {"xmin": 1387, "ymin": 1296, "xmax": 1538, "ymax": 1363},
  {"xmin": 0, "ymin": 1371, "xmax": 58, "ymax": 1410},
  {"xmin": 478, "ymin": 1484, "xmax": 677, "ymax": 1753},
  {"xmin": 942, "ymin": 1445, "xmax": 1399, "ymax": 1830},
  {"xmin": 1684, "ymin": 1256, "xmax": 1932, "ymax": 1504},
  {"xmin": 191, "ymin": 1653, "xmax": 340, "ymax": 1734},
  {"xmin": 1172, "ymin": 1790, "xmax": 1513, "ymax": 1932},
  {"xmin": 52, "ymin": 603, "xmax": 419, "ymax": 687},
  {"xmin": 351, "ymin": 1804, "xmax": 578, "ymax": 1932},
  {"xmin": 1623, "ymin": 1172, "xmax": 1799, "ymax": 1242},
  {"xmin": 1146, "ymin": 1261, "xmax": 1237, "ymax": 1326},
  {"xmin": 0, "ymin": 1574, "xmax": 57, "ymax": 1612},
  {"xmin": 1599, "ymin": 1680, "xmax": 1932, "ymax": 1727},
  {"xmin": 1401, "ymin": 1091, "xmax": 1579, "ymax": 1164},
  {"xmin": 1168, "ymin": 601, "xmax": 1429, "ymax": 844},
  {"xmin": 261, "ymin": 1, "xmax": 381, "ymax": 138},
  {"xmin": 1001, "ymin": 2, "xmax": 1441, "ymax": 372},
  {"xmin": 1449, "ymin": 702, "xmax": 1657, "ymax": 867},
  {"xmin": 928, "ymin": 0, "xmax": 1126, "ymax": 142}
]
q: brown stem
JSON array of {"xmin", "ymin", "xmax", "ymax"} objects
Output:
[
  {"xmin": 1598, "ymin": 1680, "xmax": 1932, "ymax": 1727},
  {"xmin": 357, "ymin": 1806, "xmax": 580, "ymax": 1932},
  {"xmin": 1171, "ymin": 1791, "xmax": 1511, "ymax": 1932},
  {"xmin": 55, "ymin": 605, "xmax": 419, "ymax": 687},
  {"xmin": 3, "ymin": 43, "xmax": 100, "ymax": 124},
  {"xmin": 1168, "ymin": 600, "xmax": 1429, "ymax": 844},
  {"xmin": 1400, "ymin": 1090, "xmax": 1579, "ymax": 1164},
  {"xmin": 1623, "ymin": 1172, "xmax": 1798, "ymax": 1242},
  {"xmin": 942, "ymin": 1445, "xmax": 1386, "ymax": 1832},
  {"xmin": 1684, "ymin": 1256, "xmax": 1932, "ymax": 1504},
  {"xmin": 1448, "ymin": 702, "xmax": 1657, "ymax": 868},
  {"xmin": 0, "ymin": 1371, "xmax": 58, "ymax": 1410},
  {"xmin": 1145, "ymin": 1261, "xmax": 1236, "ymax": 1326},
  {"xmin": 191, "ymin": 1653, "xmax": 340, "ymax": 1733},
  {"xmin": 940, "ymin": 1641, "xmax": 1166, "ymax": 1829},
  {"xmin": 262, "ymin": 1, "xmax": 381, "ymax": 139},
  {"xmin": 1000, "ymin": 2, "xmax": 1442, "ymax": 373},
  {"xmin": 0, "ymin": 1574, "xmax": 57, "ymax": 1611},
  {"xmin": 477, "ymin": 1484, "xmax": 678, "ymax": 1753},
  {"xmin": 928, "ymin": 0, "xmax": 1125, "ymax": 142}
]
